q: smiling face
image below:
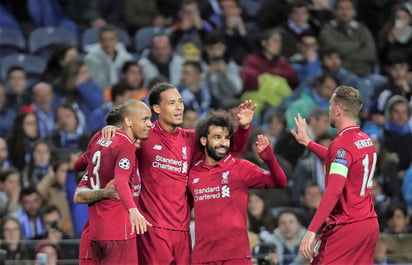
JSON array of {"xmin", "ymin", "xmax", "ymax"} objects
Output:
[
  {"xmin": 201, "ymin": 125, "xmax": 230, "ymax": 162},
  {"xmin": 153, "ymin": 88, "xmax": 184, "ymax": 129},
  {"xmin": 130, "ymin": 104, "xmax": 153, "ymax": 140}
]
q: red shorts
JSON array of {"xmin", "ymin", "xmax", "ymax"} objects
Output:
[
  {"xmin": 193, "ymin": 258, "xmax": 252, "ymax": 265},
  {"xmin": 311, "ymin": 218, "xmax": 379, "ymax": 265},
  {"xmin": 79, "ymin": 223, "xmax": 93, "ymax": 262},
  {"xmin": 79, "ymin": 258, "xmax": 95, "ymax": 265},
  {"xmin": 90, "ymin": 238, "xmax": 137, "ymax": 265},
  {"xmin": 138, "ymin": 226, "xmax": 191, "ymax": 265}
]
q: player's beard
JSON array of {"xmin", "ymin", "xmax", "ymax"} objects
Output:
[
  {"xmin": 330, "ymin": 117, "xmax": 336, "ymax": 128},
  {"xmin": 206, "ymin": 143, "xmax": 229, "ymax": 162}
]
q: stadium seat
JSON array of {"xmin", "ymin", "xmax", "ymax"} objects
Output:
[
  {"xmin": 28, "ymin": 27, "xmax": 78, "ymax": 60},
  {"xmin": 134, "ymin": 26, "xmax": 169, "ymax": 54},
  {"xmin": 0, "ymin": 54, "xmax": 46, "ymax": 86},
  {"xmin": 0, "ymin": 27, "xmax": 26, "ymax": 59},
  {"xmin": 81, "ymin": 27, "xmax": 131, "ymax": 52}
]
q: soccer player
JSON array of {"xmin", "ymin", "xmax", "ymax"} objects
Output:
[
  {"xmin": 189, "ymin": 111, "xmax": 287, "ymax": 264},
  {"xmin": 102, "ymin": 82, "xmax": 254, "ymax": 264},
  {"xmin": 80, "ymin": 99, "xmax": 152, "ymax": 264},
  {"xmin": 291, "ymin": 85, "xmax": 379, "ymax": 264}
]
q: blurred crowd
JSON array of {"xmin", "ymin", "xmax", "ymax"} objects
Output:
[{"xmin": 0, "ymin": 0, "xmax": 412, "ymax": 264}]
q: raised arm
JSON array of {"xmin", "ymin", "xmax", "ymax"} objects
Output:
[
  {"xmin": 231, "ymin": 100, "xmax": 256, "ymax": 155},
  {"xmin": 291, "ymin": 113, "xmax": 328, "ymax": 160},
  {"xmin": 257, "ymin": 135, "xmax": 287, "ymax": 188}
]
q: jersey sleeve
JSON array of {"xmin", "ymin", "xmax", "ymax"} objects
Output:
[
  {"xmin": 231, "ymin": 126, "xmax": 251, "ymax": 156},
  {"xmin": 308, "ymin": 144, "xmax": 353, "ymax": 232},
  {"xmin": 74, "ymin": 152, "xmax": 89, "ymax": 172},
  {"xmin": 77, "ymin": 171, "xmax": 91, "ymax": 188},
  {"xmin": 308, "ymin": 140, "xmax": 328, "ymax": 161},
  {"xmin": 113, "ymin": 142, "xmax": 137, "ymax": 210}
]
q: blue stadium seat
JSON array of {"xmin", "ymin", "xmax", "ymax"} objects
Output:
[
  {"xmin": 134, "ymin": 26, "xmax": 169, "ymax": 54},
  {"xmin": 81, "ymin": 27, "xmax": 131, "ymax": 52},
  {"xmin": 0, "ymin": 27, "xmax": 26, "ymax": 59},
  {"xmin": 28, "ymin": 27, "xmax": 78, "ymax": 60},
  {"xmin": 0, "ymin": 54, "xmax": 46, "ymax": 86}
]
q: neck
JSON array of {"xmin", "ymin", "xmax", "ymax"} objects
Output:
[
  {"xmin": 121, "ymin": 126, "xmax": 136, "ymax": 142},
  {"xmin": 263, "ymin": 51, "xmax": 275, "ymax": 60},
  {"xmin": 336, "ymin": 118, "xmax": 357, "ymax": 132},
  {"xmin": 158, "ymin": 118, "xmax": 178, "ymax": 133},
  {"xmin": 204, "ymin": 155, "xmax": 218, "ymax": 166}
]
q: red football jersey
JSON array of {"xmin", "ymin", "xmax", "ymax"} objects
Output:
[
  {"xmin": 84, "ymin": 130, "xmax": 139, "ymax": 241},
  {"xmin": 188, "ymin": 154, "xmax": 277, "ymax": 263},
  {"xmin": 321, "ymin": 126, "xmax": 377, "ymax": 227},
  {"xmin": 137, "ymin": 121, "xmax": 197, "ymax": 231}
]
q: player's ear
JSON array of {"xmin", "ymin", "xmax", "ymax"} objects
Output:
[
  {"xmin": 152, "ymin": 104, "xmax": 160, "ymax": 114},
  {"xmin": 200, "ymin": 136, "xmax": 207, "ymax": 147},
  {"xmin": 125, "ymin": 117, "xmax": 132, "ymax": 127}
]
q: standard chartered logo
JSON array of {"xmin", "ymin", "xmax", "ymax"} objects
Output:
[
  {"xmin": 222, "ymin": 185, "xmax": 230, "ymax": 198},
  {"xmin": 193, "ymin": 185, "xmax": 231, "ymax": 201}
]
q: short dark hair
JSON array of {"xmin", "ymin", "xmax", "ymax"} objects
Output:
[
  {"xmin": 121, "ymin": 61, "xmax": 139, "ymax": 75},
  {"xmin": 288, "ymin": 0, "xmax": 308, "ymax": 13},
  {"xmin": 40, "ymin": 204, "xmax": 61, "ymax": 218},
  {"xmin": 183, "ymin": 61, "xmax": 202, "ymax": 73},
  {"xmin": 319, "ymin": 47, "xmax": 340, "ymax": 60},
  {"xmin": 307, "ymin": 107, "xmax": 328, "ymax": 122},
  {"xmin": 105, "ymin": 106, "xmax": 122, "ymax": 126},
  {"xmin": 333, "ymin": 85, "xmax": 362, "ymax": 118},
  {"xmin": 334, "ymin": 0, "xmax": 354, "ymax": 10},
  {"xmin": 314, "ymin": 73, "xmax": 338, "ymax": 88},
  {"xmin": 195, "ymin": 111, "xmax": 235, "ymax": 149},
  {"xmin": 204, "ymin": 31, "xmax": 225, "ymax": 46},
  {"xmin": 7, "ymin": 66, "xmax": 25, "ymax": 79},
  {"xmin": 384, "ymin": 51, "xmax": 409, "ymax": 67},
  {"xmin": 148, "ymin": 82, "xmax": 176, "ymax": 107},
  {"xmin": 111, "ymin": 81, "xmax": 134, "ymax": 101},
  {"xmin": 385, "ymin": 201, "xmax": 408, "ymax": 221},
  {"xmin": 257, "ymin": 28, "xmax": 281, "ymax": 49},
  {"xmin": 0, "ymin": 167, "xmax": 19, "ymax": 182},
  {"xmin": 19, "ymin": 186, "xmax": 40, "ymax": 202},
  {"xmin": 300, "ymin": 181, "xmax": 321, "ymax": 196},
  {"xmin": 98, "ymin": 25, "xmax": 117, "ymax": 39}
]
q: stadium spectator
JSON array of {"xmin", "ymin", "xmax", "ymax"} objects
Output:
[
  {"xmin": 0, "ymin": 168, "xmax": 21, "ymax": 218},
  {"xmin": 36, "ymin": 160, "xmax": 74, "ymax": 236},
  {"xmin": 33, "ymin": 204, "xmax": 77, "ymax": 260},
  {"xmin": 218, "ymin": 0, "xmax": 255, "ymax": 65},
  {"xmin": 17, "ymin": 187, "xmax": 44, "ymax": 241},
  {"xmin": 247, "ymin": 190, "xmax": 277, "ymax": 235},
  {"xmin": 265, "ymin": 112, "xmax": 287, "ymax": 147},
  {"xmin": 278, "ymin": 0, "xmax": 316, "ymax": 58},
  {"xmin": 139, "ymin": 34, "xmax": 185, "ymax": 87},
  {"xmin": 88, "ymin": 82, "xmax": 134, "ymax": 133},
  {"xmin": 319, "ymin": 0, "xmax": 376, "ymax": 76},
  {"xmin": 179, "ymin": 61, "xmax": 212, "ymax": 118},
  {"xmin": 33, "ymin": 239, "xmax": 60, "ymax": 265},
  {"xmin": 170, "ymin": 0, "xmax": 213, "ymax": 61},
  {"xmin": 202, "ymin": 31, "xmax": 242, "ymax": 107},
  {"xmin": 124, "ymin": 0, "xmax": 171, "ymax": 33},
  {"xmin": 291, "ymin": 134, "xmax": 333, "ymax": 205},
  {"xmin": 5, "ymin": 67, "xmax": 30, "ymax": 112},
  {"xmin": 55, "ymin": 58, "xmax": 104, "ymax": 132},
  {"xmin": 182, "ymin": 106, "xmax": 199, "ymax": 130},
  {"xmin": 0, "ymin": 216, "xmax": 30, "ymax": 262},
  {"xmin": 49, "ymin": 104, "xmax": 89, "ymax": 156},
  {"xmin": 188, "ymin": 111, "xmax": 286, "ymax": 264},
  {"xmin": 241, "ymin": 29, "xmax": 297, "ymax": 91},
  {"xmin": 378, "ymin": 4, "xmax": 412, "ymax": 71},
  {"xmin": 375, "ymin": 202, "xmax": 412, "ymax": 264},
  {"xmin": 0, "ymin": 84, "xmax": 16, "ymax": 138},
  {"xmin": 0, "ymin": 138, "xmax": 11, "ymax": 169},
  {"xmin": 118, "ymin": 61, "xmax": 149, "ymax": 101},
  {"xmin": 85, "ymin": 25, "xmax": 134, "ymax": 90},
  {"xmin": 42, "ymin": 44, "xmax": 78, "ymax": 87},
  {"xmin": 262, "ymin": 209, "xmax": 307, "ymax": 265},
  {"xmin": 21, "ymin": 139, "xmax": 53, "ymax": 188},
  {"xmin": 286, "ymin": 73, "xmax": 337, "ymax": 130},
  {"xmin": 292, "ymin": 86, "xmax": 379, "ymax": 264},
  {"xmin": 383, "ymin": 96, "xmax": 412, "ymax": 173},
  {"xmin": 7, "ymin": 112, "xmax": 39, "ymax": 171},
  {"xmin": 295, "ymin": 182, "xmax": 323, "ymax": 227},
  {"xmin": 290, "ymin": 32, "xmax": 322, "ymax": 83}
]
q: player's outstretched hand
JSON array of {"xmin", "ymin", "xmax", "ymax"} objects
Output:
[
  {"xmin": 129, "ymin": 208, "xmax": 152, "ymax": 235},
  {"xmin": 102, "ymin": 125, "xmax": 117, "ymax": 140},
  {"xmin": 290, "ymin": 113, "xmax": 310, "ymax": 147},
  {"xmin": 237, "ymin": 99, "xmax": 256, "ymax": 129},
  {"xmin": 299, "ymin": 230, "xmax": 316, "ymax": 260},
  {"xmin": 256, "ymin": 134, "xmax": 270, "ymax": 153}
]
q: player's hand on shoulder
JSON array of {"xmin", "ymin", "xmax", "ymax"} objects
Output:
[
  {"xmin": 129, "ymin": 208, "xmax": 152, "ymax": 235},
  {"xmin": 101, "ymin": 125, "xmax": 117, "ymax": 140},
  {"xmin": 291, "ymin": 113, "xmax": 310, "ymax": 146}
]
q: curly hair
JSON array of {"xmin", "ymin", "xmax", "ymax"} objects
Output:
[{"xmin": 195, "ymin": 111, "xmax": 235, "ymax": 149}]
